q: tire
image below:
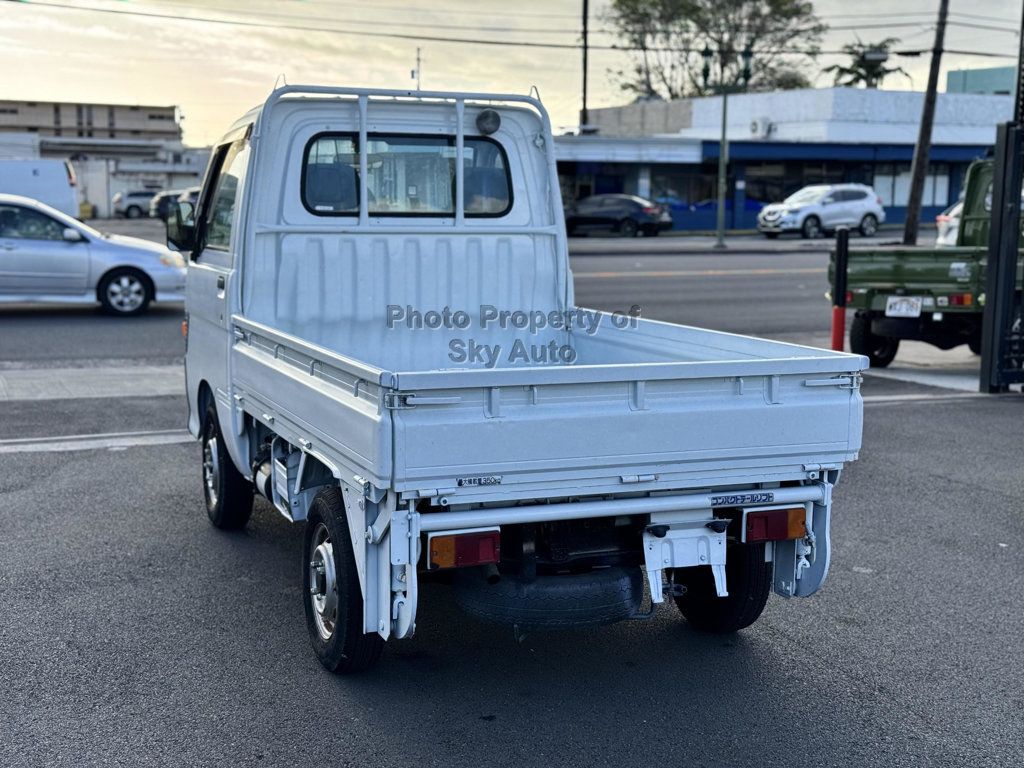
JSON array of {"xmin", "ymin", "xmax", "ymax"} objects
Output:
[
  {"xmin": 618, "ymin": 218, "xmax": 639, "ymax": 238},
  {"xmin": 454, "ymin": 566, "xmax": 644, "ymax": 630},
  {"xmin": 201, "ymin": 403, "xmax": 253, "ymax": 530},
  {"xmin": 764, "ymin": 232, "xmax": 779, "ymax": 239},
  {"xmin": 849, "ymin": 313, "xmax": 899, "ymax": 367},
  {"xmin": 303, "ymin": 488, "xmax": 384, "ymax": 674},
  {"xmin": 801, "ymin": 216, "xmax": 822, "ymax": 239},
  {"xmin": 125, "ymin": 205, "xmax": 143, "ymax": 219},
  {"xmin": 673, "ymin": 542, "xmax": 771, "ymax": 633},
  {"xmin": 97, "ymin": 268, "xmax": 152, "ymax": 316},
  {"xmin": 968, "ymin": 336, "xmax": 982, "ymax": 355},
  {"xmin": 859, "ymin": 214, "xmax": 878, "ymax": 237}
]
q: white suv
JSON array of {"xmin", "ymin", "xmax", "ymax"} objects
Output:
[{"xmin": 757, "ymin": 184, "xmax": 885, "ymax": 239}]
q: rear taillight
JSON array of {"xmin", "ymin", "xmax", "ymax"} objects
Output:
[
  {"xmin": 428, "ymin": 529, "xmax": 501, "ymax": 570},
  {"xmin": 876, "ymin": 196, "xmax": 883, "ymax": 205},
  {"xmin": 745, "ymin": 508, "xmax": 806, "ymax": 543},
  {"xmin": 64, "ymin": 160, "xmax": 77, "ymax": 187},
  {"xmin": 949, "ymin": 293, "xmax": 973, "ymax": 306},
  {"xmin": 643, "ymin": 206, "xmax": 660, "ymax": 215},
  {"xmin": 845, "ymin": 291, "xmax": 853, "ymax": 305}
]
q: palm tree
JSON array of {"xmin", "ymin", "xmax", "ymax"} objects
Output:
[{"xmin": 823, "ymin": 38, "xmax": 911, "ymax": 89}]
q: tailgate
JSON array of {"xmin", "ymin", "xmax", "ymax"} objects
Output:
[
  {"xmin": 840, "ymin": 247, "xmax": 986, "ymax": 310},
  {"xmin": 389, "ymin": 367, "xmax": 863, "ymax": 502}
]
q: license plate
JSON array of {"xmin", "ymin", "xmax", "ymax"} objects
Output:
[{"xmin": 885, "ymin": 296, "xmax": 923, "ymax": 318}]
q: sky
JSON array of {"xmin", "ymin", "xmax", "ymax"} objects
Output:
[{"xmin": 0, "ymin": 0, "xmax": 1020, "ymax": 146}]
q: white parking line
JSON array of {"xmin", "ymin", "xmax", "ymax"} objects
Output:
[
  {"xmin": 0, "ymin": 365, "xmax": 184, "ymax": 401},
  {"xmin": 862, "ymin": 393, "xmax": 986, "ymax": 406},
  {"xmin": 0, "ymin": 429, "xmax": 193, "ymax": 454}
]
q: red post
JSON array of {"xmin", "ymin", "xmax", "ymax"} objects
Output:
[
  {"xmin": 831, "ymin": 227, "xmax": 850, "ymax": 351},
  {"xmin": 830, "ymin": 305, "xmax": 845, "ymax": 351}
]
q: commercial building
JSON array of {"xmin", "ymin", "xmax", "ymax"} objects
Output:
[
  {"xmin": 0, "ymin": 99, "xmax": 181, "ymax": 141},
  {"xmin": 556, "ymin": 87, "xmax": 1012, "ymax": 230},
  {"xmin": 946, "ymin": 66, "xmax": 1016, "ymax": 96},
  {"xmin": 0, "ymin": 100, "xmax": 205, "ymax": 217}
]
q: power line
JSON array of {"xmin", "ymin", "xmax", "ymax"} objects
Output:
[{"xmin": 7, "ymin": 0, "xmax": 1018, "ymax": 60}]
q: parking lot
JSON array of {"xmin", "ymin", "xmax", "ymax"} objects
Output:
[{"xmin": 2, "ymin": 222, "xmax": 1022, "ymax": 766}]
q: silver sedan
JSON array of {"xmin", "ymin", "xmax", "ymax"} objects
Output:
[{"xmin": 0, "ymin": 193, "xmax": 186, "ymax": 315}]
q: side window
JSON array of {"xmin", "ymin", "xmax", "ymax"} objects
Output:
[
  {"xmin": 201, "ymin": 140, "xmax": 248, "ymax": 251},
  {"xmin": 0, "ymin": 204, "xmax": 64, "ymax": 241}
]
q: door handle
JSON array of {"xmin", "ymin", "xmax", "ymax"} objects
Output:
[
  {"xmin": 1, "ymin": 243, "xmax": 15, "ymax": 251},
  {"xmin": 216, "ymin": 275, "xmax": 225, "ymax": 290}
]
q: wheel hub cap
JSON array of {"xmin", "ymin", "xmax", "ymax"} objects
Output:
[
  {"xmin": 202, "ymin": 437, "xmax": 220, "ymax": 507},
  {"xmin": 309, "ymin": 527, "xmax": 338, "ymax": 641},
  {"xmin": 107, "ymin": 275, "xmax": 145, "ymax": 312}
]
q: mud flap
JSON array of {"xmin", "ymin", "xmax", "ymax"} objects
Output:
[{"xmin": 773, "ymin": 489, "xmax": 832, "ymax": 598}]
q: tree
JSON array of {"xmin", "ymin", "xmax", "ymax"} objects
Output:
[
  {"xmin": 822, "ymin": 38, "xmax": 911, "ymax": 88},
  {"xmin": 605, "ymin": 0, "xmax": 827, "ymax": 99}
]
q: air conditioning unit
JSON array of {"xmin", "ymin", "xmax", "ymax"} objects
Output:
[{"xmin": 749, "ymin": 117, "xmax": 774, "ymax": 139}]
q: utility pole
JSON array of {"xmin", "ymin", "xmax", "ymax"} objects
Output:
[
  {"xmin": 579, "ymin": 0, "xmax": 589, "ymax": 130},
  {"xmin": 412, "ymin": 47, "xmax": 422, "ymax": 90},
  {"xmin": 903, "ymin": 0, "xmax": 949, "ymax": 245}
]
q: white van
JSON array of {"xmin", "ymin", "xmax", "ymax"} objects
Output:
[{"xmin": 0, "ymin": 159, "xmax": 79, "ymax": 217}]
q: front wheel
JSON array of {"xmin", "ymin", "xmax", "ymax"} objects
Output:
[
  {"xmin": 850, "ymin": 314, "xmax": 899, "ymax": 367},
  {"xmin": 98, "ymin": 268, "xmax": 152, "ymax": 316},
  {"xmin": 801, "ymin": 216, "xmax": 822, "ymax": 239},
  {"xmin": 673, "ymin": 542, "xmax": 772, "ymax": 633},
  {"xmin": 303, "ymin": 488, "xmax": 384, "ymax": 674},
  {"xmin": 201, "ymin": 403, "xmax": 253, "ymax": 530}
]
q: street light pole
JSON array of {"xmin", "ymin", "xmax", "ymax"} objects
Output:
[
  {"xmin": 715, "ymin": 90, "xmax": 729, "ymax": 249},
  {"xmin": 703, "ymin": 43, "xmax": 753, "ymax": 251}
]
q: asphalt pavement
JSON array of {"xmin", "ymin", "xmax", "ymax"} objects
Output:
[{"xmin": 2, "ymin": 219, "xmax": 1022, "ymax": 767}]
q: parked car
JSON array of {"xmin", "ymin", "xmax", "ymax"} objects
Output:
[
  {"xmin": 0, "ymin": 159, "xmax": 79, "ymax": 217},
  {"xmin": 149, "ymin": 189, "xmax": 184, "ymax": 222},
  {"xmin": 112, "ymin": 190, "xmax": 158, "ymax": 219},
  {"xmin": 758, "ymin": 184, "xmax": 885, "ymax": 239},
  {"xmin": 178, "ymin": 186, "xmax": 201, "ymax": 207},
  {"xmin": 0, "ymin": 193, "xmax": 186, "ymax": 314},
  {"xmin": 934, "ymin": 200, "xmax": 962, "ymax": 248},
  {"xmin": 170, "ymin": 84, "xmax": 867, "ymax": 674},
  {"xmin": 564, "ymin": 193, "xmax": 672, "ymax": 237}
]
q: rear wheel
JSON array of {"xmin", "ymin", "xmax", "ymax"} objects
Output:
[
  {"xmin": 618, "ymin": 218, "xmax": 639, "ymax": 237},
  {"xmin": 303, "ymin": 488, "xmax": 384, "ymax": 674},
  {"xmin": 673, "ymin": 542, "xmax": 771, "ymax": 633},
  {"xmin": 125, "ymin": 205, "xmax": 143, "ymax": 219},
  {"xmin": 801, "ymin": 216, "xmax": 822, "ymax": 239},
  {"xmin": 968, "ymin": 336, "xmax": 982, "ymax": 355},
  {"xmin": 201, "ymin": 403, "xmax": 253, "ymax": 530},
  {"xmin": 850, "ymin": 313, "xmax": 899, "ymax": 367},
  {"xmin": 859, "ymin": 214, "xmax": 878, "ymax": 237}
]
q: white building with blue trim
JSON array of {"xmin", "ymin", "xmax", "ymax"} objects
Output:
[{"xmin": 555, "ymin": 87, "xmax": 1012, "ymax": 231}]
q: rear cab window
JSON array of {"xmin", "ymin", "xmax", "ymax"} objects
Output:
[{"xmin": 301, "ymin": 133, "xmax": 512, "ymax": 217}]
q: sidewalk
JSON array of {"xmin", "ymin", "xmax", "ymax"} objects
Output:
[{"xmin": 569, "ymin": 228, "xmax": 934, "ymax": 256}]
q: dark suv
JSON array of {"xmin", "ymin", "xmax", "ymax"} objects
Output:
[{"xmin": 565, "ymin": 194, "xmax": 673, "ymax": 237}]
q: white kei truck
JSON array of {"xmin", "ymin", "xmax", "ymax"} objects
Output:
[{"xmin": 167, "ymin": 85, "xmax": 868, "ymax": 673}]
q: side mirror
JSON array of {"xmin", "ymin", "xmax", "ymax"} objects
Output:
[
  {"xmin": 822, "ymin": 197, "xmax": 834, "ymax": 206},
  {"xmin": 167, "ymin": 201, "xmax": 196, "ymax": 254},
  {"xmin": 62, "ymin": 227, "xmax": 84, "ymax": 242}
]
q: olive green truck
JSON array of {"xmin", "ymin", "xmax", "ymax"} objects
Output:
[{"xmin": 834, "ymin": 159, "xmax": 1023, "ymax": 367}]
